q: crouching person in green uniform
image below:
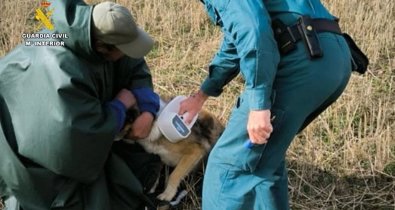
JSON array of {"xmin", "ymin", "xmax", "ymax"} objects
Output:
[
  {"xmin": 179, "ymin": 0, "xmax": 353, "ymax": 209},
  {"xmin": 0, "ymin": 1, "xmax": 162, "ymax": 209}
]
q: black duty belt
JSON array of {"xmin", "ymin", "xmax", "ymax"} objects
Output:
[{"xmin": 272, "ymin": 16, "xmax": 342, "ymax": 57}]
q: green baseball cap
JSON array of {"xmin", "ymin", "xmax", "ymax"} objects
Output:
[{"xmin": 92, "ymin": 1, "xmax": 154, "ymax": 58}]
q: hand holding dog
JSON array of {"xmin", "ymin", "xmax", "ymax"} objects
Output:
[
  {"xmin": 126, "ymin": 112, "xmax": 154, "ymax": 139},
  {"xmin": 247, "ymin": 110, "xmax": 273, "ymax": 144},
  {"xmin": 115, "ymin": 89, "xmax": 136, "ymax": 109}
]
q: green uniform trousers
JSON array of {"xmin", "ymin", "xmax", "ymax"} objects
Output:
[{"xmin": 202, "ymin": 14, "xmax": 352, "ymax": 210}]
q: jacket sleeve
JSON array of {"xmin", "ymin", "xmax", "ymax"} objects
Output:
[
  {"xmin": 201, "ymin": 35, "xmax": 240, "ymax": 96},
  {"xmin": 2, "ymin": 49, "xmax": 121, "ymax": 183},
  {"xmin": 114, "ymin": 57, "xmax": 154, "ymax": 90},
  {"xmin": 203, "ymin": 0, "xmax": 280, "ymax": 110},
  {"xmin": 34, "ymin": 73, "xmax": 119, "ymax": 183},
  {"xmin": 114, "ymin": 57, "xmax": 159, "ymax": 116}
]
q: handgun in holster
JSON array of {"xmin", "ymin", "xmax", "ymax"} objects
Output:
[
  {"xmin": 297, "ymin": 16, "xmax": 323, "ymax": 58},
  {"xmin": 272, "ymin": 19, "xmax": 297, "ymax": 54}
]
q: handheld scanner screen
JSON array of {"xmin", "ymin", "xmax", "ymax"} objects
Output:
[{"xmin": 172, "ymin": 115, "xmax": 189, "ymax": 137}]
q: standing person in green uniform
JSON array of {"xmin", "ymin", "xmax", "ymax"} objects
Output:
[
  {"xmin": 0, "ymin": 1, "xmax": 162, "ymax": 209},
  {"xmin": 179, "ymin": 0, "xmax": 352, "ymax": 209}
]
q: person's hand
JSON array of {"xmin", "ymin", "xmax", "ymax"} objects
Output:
[
  {"xmin": 178, "ymin": 90, "xmax": 209, "ymax": 124},
  {"xmin": 247, "ymin": 109, "xmax": 273, "ymax": 145},
  {"xmin": 126, "ymin": 112, "xmax": 154, "ymax": 139},
  {"xmin": 115, "ymin": 89, "xmax": 136, "ymax": 109}
]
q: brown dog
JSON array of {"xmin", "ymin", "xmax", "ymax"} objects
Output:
[{"xmin": 118, "ymin": 98, "xmax": 224, "ymax": 201}]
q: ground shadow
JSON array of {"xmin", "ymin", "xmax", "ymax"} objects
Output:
[
  {"xmin": 171, "ymin": 160, "xmax": 394, "ymax": 210},
  {"xmin": 287, "ymin": 160, "xmax": 394, "ymax": 210}
]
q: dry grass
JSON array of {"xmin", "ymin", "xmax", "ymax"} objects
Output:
[{"xmin": 1, "ymin": 0, "xmax": 394, "ymax": 209}]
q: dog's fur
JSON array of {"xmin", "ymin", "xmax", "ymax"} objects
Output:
[{"xmin": 118, "ymin": 97, "xmax": 224, "ymax": 201}]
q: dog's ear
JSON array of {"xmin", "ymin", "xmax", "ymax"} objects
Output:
[
  {"xmin": 192, "ymin": 111, "xmax": 224, "ymax": 145},
  {"xmin": 197, "ymin": 112, "xmax": 214, "ymax": 129}
]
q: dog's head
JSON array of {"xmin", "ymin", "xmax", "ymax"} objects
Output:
[
  {"xmin": 116, "ymin": 100, "xmax": 166, "ymax": 143},
  {"xmin": 188, "ymin": 110, "xmax": 224, "ymax": 150},
  {"xmin": 116, "ymin": 96, "xmax": 224, "ymax": 147}
]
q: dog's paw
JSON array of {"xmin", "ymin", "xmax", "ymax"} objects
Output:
[{"xmin": 157, "ymin": 186, "xmax": 177, "ymax": 201}]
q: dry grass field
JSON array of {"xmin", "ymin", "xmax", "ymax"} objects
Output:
[{"xmin": 1, "ymin": 0, "xmax": 394, "ymax": 209}]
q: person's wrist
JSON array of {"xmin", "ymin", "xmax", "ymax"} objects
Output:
[
  {"xmin": 115, "ymin": 89, "xmax": 136, "ymax": 109},
  {"xmin": 140, "ymin": 111, "xmax": 155, "ymax": 122},
  {"xmin": 196, "ymin": 90, "xmax": 209, "ymax": 102},
  {"xmin": 119, "ymin": 99, "xmax": 133, "ymax": 109}
]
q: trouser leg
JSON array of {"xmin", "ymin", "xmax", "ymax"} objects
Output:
[
  {"xmin": 203, "ymin": 151, "xmax": 289, "ymax": 210},
  {"xmin": 251, "ymin": 32, "xmax": 352, "ymax": 209},
  {"xmin": 203, "ymin": 26, "xmax": 351, "ymax": 210},
  {"xmin": 297, "ymin": 70, "xmax": 351, "ymax": 132},
  {"xmin": 203, "ymin": 91, "xmax": 265, "ymax": 210},
  {"xmin": 203, "ymin": 163, "xmax": 256, "ymax": 210},
  {"xmin": 253, "ymin": 161, "xmax": 289, "ymax": 210}
]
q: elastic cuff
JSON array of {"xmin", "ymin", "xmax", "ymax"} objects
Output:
[
  {"xmin": 130, "ymin": 88, "xmax": 160, "ymax": 115},
  {"xmin": 139, "ymin": 103, "xmax": 158, "ymax": 118},
  {"xmin": 201, "ymin": 79, "xmax": 222, "ymax": 97},
  {"xmin": 108, "ymin": 99, "xmax": 127, "ymax": 131}
]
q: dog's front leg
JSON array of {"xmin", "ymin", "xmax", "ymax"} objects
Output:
[{"xmin": 157, "ymin": 149, "xmax": 204, "ymax": 201}]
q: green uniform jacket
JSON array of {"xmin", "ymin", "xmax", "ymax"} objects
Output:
[
  {"xmin": 201, "ymin": 0, "xmax": 334, "ymax": 110},
  {"xmin": 0, "ymin": 0, "xmax": 153, "ymax": 209}
]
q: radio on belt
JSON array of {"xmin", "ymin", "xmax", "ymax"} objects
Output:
[{"xmin": 157, "ymin": 96, "xmax": 198, "ymax": 143}]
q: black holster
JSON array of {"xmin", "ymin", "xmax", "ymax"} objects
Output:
[
  {"xmin": 297, "ymin": 16, "xmax": 323, "ymax": 58},
  {"xmin": 272, "ymin": 16, "xmax": 369, "ymax": 73},
  {"xmin": 272, "ymin": 16, "xmax": 340, "ymax": 59}
]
